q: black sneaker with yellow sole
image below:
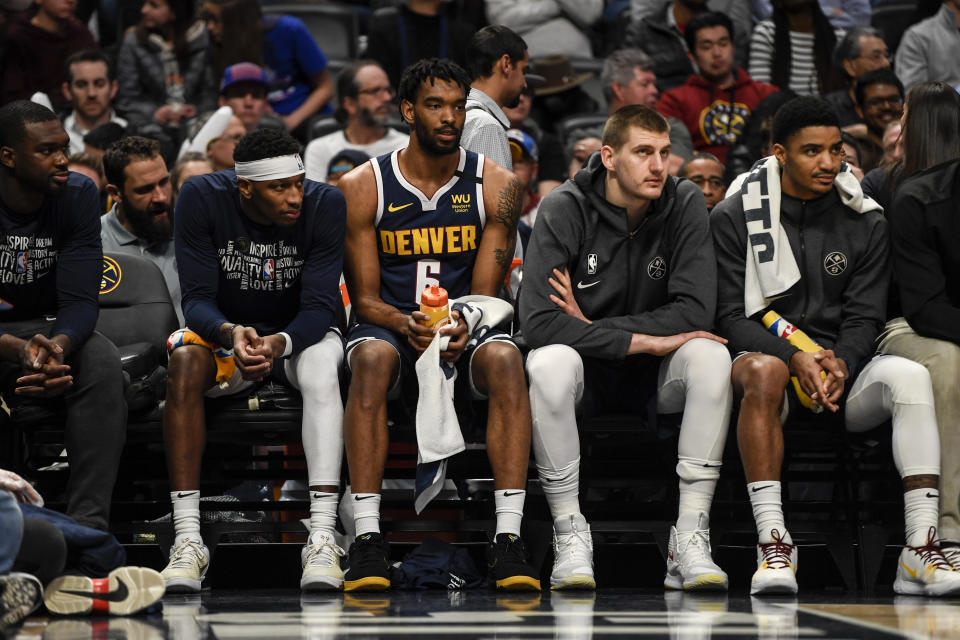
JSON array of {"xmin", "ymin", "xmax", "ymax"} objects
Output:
[
  {"xmin": 344, "ymin": 533, "xmax": 391, "ymax": 592},
  {"xmin": 487, "ymin": 533, "xmax": 541, "ymax": 591}
]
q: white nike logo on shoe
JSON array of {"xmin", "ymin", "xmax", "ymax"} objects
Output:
[{"xmin": 577, "ymin": 281, "xmax": 600, "ymax": 289}]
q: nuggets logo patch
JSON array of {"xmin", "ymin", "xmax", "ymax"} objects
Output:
[
  {"xmin": 100, "ymin": 256, "xmax": 122, "ymax": 294},
  {"xmin": 647, "ymin": 256, "xmax": 667, "ymax": 280},
  {"xmin": 700, "ymin": 100, "xmax": 751, "ymax": 146},
  {"xmin": 450, "ymin": 193, "xmax": 472, "ymax": 214},
  {"xmin": 824, "ymin": 252, "xmax": 847, "ymax": 276}
]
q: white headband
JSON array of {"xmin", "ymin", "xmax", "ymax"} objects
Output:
[{"xmin": 234, "ymin": 154, "xmax": 305, "ymax": 181}]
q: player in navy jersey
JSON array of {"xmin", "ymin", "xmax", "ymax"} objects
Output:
[
  {"xmin": 161, "ymin": 129, "xmax": 347, "ymax": 592},
  {"xmin": 0, "ymin": 101, "xmax": 125, "ymax": 533},
  {"xmin": 338, "ymin": 58, "xmax": 538, "ymax": 592}
]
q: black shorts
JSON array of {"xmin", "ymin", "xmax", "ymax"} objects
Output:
[{"xmin": 344, "ymin": 323, "xmax": 516, "ymax": 401}]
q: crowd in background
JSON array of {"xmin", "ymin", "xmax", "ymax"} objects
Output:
[{"xmin": 0, "ymin": 0, "xmax": 957, "ymax": 210}]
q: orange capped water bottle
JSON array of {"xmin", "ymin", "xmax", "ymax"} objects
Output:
[
  {"xmin": 419, "ymin": 284, "xmax": 451, "ymax": 328},
  {"xmin": 762, "ymin": 310, "xmax": 827, "ymax": 413}
]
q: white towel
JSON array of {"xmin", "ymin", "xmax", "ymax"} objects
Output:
[
  {"xmin": 727, "ymin": 156, "xmax": 881, "ymax": 317},
  {"xmin": 177, "ymin": 106, "xmax": 233, "ymax": 161},
  {"xmin": 414, "ymin": 295, "xmax": 514, "ymax": 513},
  {"xmin": 29, "ymin": 92, "xmax": 53, "ymax": 111}
]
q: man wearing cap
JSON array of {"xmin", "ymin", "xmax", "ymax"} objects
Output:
[
  {"xmin": 462, "ymin": 25, "xmax": 534, "ymax": 171},
  {"xmin": 219, "ymin": 62, "xmax": 287, "ymax": 135},
  {"xmin": 325, "ymin": 149, "xmax": 369, "ymax": 188},
  {"xmin": 304, "ymin": 61, "xmax": 408, "ymax": 184},
  {"xmin": 206, "ymin": 114, "xmax": 247, "ymax": 172},
  {"xmin": 160, "ymin": 129, "xmax": 348, "ymax": 593}
]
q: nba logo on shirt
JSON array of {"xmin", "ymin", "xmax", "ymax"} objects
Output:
[
  {"xmin": 587, "ymin": 253, "xmax": 598, "ymax": 275},
  {"xmin": 263, "ymin": 259, "xmax": 275, "ymax": 280},
  {"xmin": 15, "ymin": 252, "xmax": 27, "ymax": 273}
]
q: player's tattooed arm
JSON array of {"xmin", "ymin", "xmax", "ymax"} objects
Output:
[
  {"xmin": 473, "ymin": 169, "xmax": 521, "ymax": 295},
  {"xmin": 495, "ymin": 176, "xmax": 522, "ymax": 234},
  {"xmin": 492, "ymin": 176, "xmax": 522, "ymax": 269}
]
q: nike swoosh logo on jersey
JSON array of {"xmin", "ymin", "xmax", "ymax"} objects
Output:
[
  {"xmin": 577, "ymin": 281, "xmax": 600, "ymax": 289},
  {"xmin": 387, "ymin": 202, "xmax": 413, "ymax": 212},
  {"xmin": 61, "ymin": 577, "xmax": 129, "ymax": 603}
]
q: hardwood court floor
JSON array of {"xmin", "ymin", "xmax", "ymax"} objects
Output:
[{"xmin": 11, "ymin": 589, "xmax": 960, "ymax": 639}]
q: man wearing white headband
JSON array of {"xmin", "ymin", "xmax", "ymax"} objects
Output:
[{"xmin": 161, "ymin": 129, "xmax": 347, "ymax": 592}]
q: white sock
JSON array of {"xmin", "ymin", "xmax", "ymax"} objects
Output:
[
  {"xmin": 352, "ymin": 493, "xmax": 381, "ymax": 537},
  {"xmin": 539, "ymin": 457, "xmax": 581, "ymax": 521},
  {"xmin": 904, "ymin": 487, "xmax": 940, "ymax": 546},
  {"xmin": 747, "ymin": 481, "xmax": 790, "ymax": 544},
  {"xmin": 676, "ymin": 510, "xmax": 708, "ymax": 533},
  {"xmin": 677, "ymin": 457, "xmax": 720, "ymax": 519},
  {"xmin": 170, "ymin": 490, "xmax": 202, "ymax": 546},
  {"xmin": 495, "ymin": 489, "xmax": 525, "ymax": 537},
  {"xmin": 309, "ymin": 491, "xmax": 338, "ymax": 543}
]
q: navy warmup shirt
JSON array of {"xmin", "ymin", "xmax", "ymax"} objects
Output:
[
  {"xmin": 0, "ymin": 172, "xmax": 102, "ymax": 347},
  {"xmin": 174, "ymin": 169, "xmax": 345, "ymax": 355}
]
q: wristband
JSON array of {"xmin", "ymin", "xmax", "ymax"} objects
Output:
[{"xmin": 224, "ymin": 323, "xmax": 240, "ymax": 349}]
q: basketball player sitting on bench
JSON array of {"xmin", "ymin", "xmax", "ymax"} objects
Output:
[
  {"xmin": 711, "ymin": 96, "xmax": 960, "ymax": 597},
  {"xmin": 520, "ymin": 105, "xmax": 734, "ymax": 592},
  {"xmin": 161, "ymin": 129, "xmax": 348, "ymax": 593},
  {"xmin": 337, "ymin": 58, "xmax": 538, "ymax": 593}
]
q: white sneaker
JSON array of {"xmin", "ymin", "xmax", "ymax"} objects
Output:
[
  {"xmin": 161, "ymin": 539, "xmax": 209, "ymax": 593},
  {"xmin": 940, "ymin": 544, "xmax": 960, "ymax": 570},
  {"xmin": 550, "ymin": 514, "xmax": 596, "ymax": 590},
  {"xmin": 664, "ymin": 513, "xmax": 728, "ymax": 591},
  {"xmin": 894, "ymin": 527, "xmax": 960, "ymax": 597},
  {"xmin": 750, "ymin": 529, "xmax": 798, "ymax": 595},
  {"xmin": 301, "ymin": 533, "xmax": 346, "ymax": 590}
]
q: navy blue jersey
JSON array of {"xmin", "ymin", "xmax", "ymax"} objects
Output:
[
  {"xmin": 175, "ymin": 170, "xmax": 345, "ymax": 355},
  {"xmin": 0, "ymin": 172, "xmax": 102, "ymax": 347},
  {"xmin": 372, "ymin": 147, "xmax": 485, "ymax": 313}
]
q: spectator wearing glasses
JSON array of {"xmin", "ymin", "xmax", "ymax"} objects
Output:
[
  {"xmin": 825, "ymin": 27, "xmax": 890, "ymax": 127},
  {"xmin": 848, "ymin": 68, "xmax": 904, "ymax": 172},
  {"xmin": 304, "ymin": 61, "xmax": 408, "ymax": 184},
  {"xmin": 205, "ymin": 113, "xmax": 246, "ymax": 171}
]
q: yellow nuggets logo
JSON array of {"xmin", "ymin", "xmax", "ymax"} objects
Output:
[
  {"xmin": 380, "ymin": 225, "xmax": 478, "ymax": 256},
  {"xmin": 451, "ymin": 193, "xmax": 471, "ymax": 213},
  {"xmin": 100, "ymin": 256, "xmax": 122, "ymax": 294}
]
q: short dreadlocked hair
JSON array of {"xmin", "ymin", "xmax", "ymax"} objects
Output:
[{"xmin": 396, "ymin": 58, "xmax": 470, "ymax": 110}]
